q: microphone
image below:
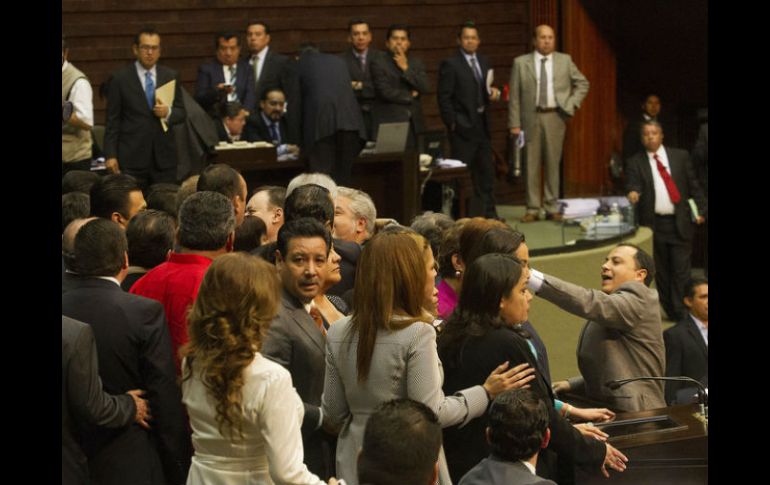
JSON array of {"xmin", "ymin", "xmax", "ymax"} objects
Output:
[{"xmin": 606, "ymin": 376, "xmax": 707, "ymax": 419}]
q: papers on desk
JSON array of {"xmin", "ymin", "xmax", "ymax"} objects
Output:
[
  {"xmin": 557, "ymin": 198, "xmax": 601, "ymax": 219},
  {"xmin": 436, "ymin": 158, "xmax": 467, "ymax": 168},
  {"xmin": 155, "ymin": 80, "xmax": 176, "ymax": 133},
  {"xmin": 215, "ymin": 141, "xmax": 274, "ymax": 150}
]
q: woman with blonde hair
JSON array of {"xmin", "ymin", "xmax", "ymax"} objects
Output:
[
  {"xmin": 181, "ymin": 253, "xmax": 338, "ymax": 485},
  {"xmin": 322, "ymin": 231, "xmax": 532, "ymax": 485}
]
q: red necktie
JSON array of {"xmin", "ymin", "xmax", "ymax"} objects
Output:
[
  {"xmin": 309, "ymin": 305, "xmax": 327, "ymax": 337},
  {"xmin": 653, "ymin": 154, "xmax": 681, "ymax": 204}
]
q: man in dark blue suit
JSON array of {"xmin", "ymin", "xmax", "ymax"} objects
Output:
[
  {"xmin": 195, "ymin": 31, "xmax": 256, "ymax": 118},
  {"xmin": 438, "ymin": 21, "xmax": 503, "ymax": 218},
  {"xmin": 103, "ymin": 28, "xmax": 186, "ymax": 189},
  {"xmin": 340, "ymin": 19, "xmax": 384, "ymax": 141}
]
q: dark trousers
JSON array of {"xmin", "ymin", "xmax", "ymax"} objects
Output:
[
  {"xmin": 653, "ymin": 215, "xmax": 691, "ymax": 321},
  {"xmin": 450, "ymin": 131, "xmax": 497, "ymax": 218},
  {"xmin": 307, "ymin": 130, "xmax": 362, "ymax": 186}
]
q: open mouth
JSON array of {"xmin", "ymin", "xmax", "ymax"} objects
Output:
[{"xmin": 601, "ymin": 274, "xmax": 612, "ymax": 282}]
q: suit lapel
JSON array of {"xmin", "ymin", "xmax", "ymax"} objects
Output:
[
  {"xmin": 686, "ymin": 316, "xmax": 708, "ymax": 359},
  {"xmin": 525, "ymin": 53, "xmax": 537, "ymax": 83},
  {"xmin": 282, "ymin": 291, "xmax": 325, "ymax": 354}
]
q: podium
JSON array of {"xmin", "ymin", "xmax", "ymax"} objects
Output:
[{"xmin": 576, "ymin": 403, "xmax": 707, "ymax": 485}]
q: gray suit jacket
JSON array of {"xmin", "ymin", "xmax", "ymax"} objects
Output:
[
  {"xmin": 459, "ymin": 458, "xmax": 557, "ymax": 485},
  {"xmin": 537, "ymin": 275, "xmax": 666, "ymax": 412},
  {"xmin": 508, "ymin": 51, "xmax": 589, "ymax": 131}
]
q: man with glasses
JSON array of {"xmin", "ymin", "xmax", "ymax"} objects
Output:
[
  {"xmin": 103, "ymin": 27, "xmax": 186, "ymax": 190},
  {"xmin": 251, "ymin": 88, "xmax": 300, "ymax": 160}
]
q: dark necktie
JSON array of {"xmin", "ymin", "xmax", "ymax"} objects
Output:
[
  {"xmin": 538, "ymin": 57, "xmax": 548, "ymax": 108},
  {"xmin": 269, "ymin": 122, "xmax": 280, "ymax": 144},
  {"xmin": 144, "ymin": 71, "xmax": 155, "ymax": 110},
  {"xmin": 470, "ymin": 56, "xmax": 483, "ymax": 84},
  {"xmin": 653, "ymin": 154, "xmax": 681, "ymax": 204},
  {"xmin": 309, "ymin": 305, "xmax": 327, "ymax": 336},
  {"xmin": 358, "ymin": 54, "xmax": 366, "ymax": 72}
]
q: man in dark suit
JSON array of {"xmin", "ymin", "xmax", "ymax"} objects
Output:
[
  {"xmin": 262, "ymin": 217, "xmax": 335, "ymax": 479},
  {"xmin": 194, "ymin": 31, "xmax": 256, "ymax": 118},
  {"xmin": 297, "ymin": 44, "xmax": 366, "ymax": 186},
  {"xmin": 215, "ymin": 101, "xmax": 257, "ymax": 143},
  {"xmin": 62, "ymin": 219, "xmax": 191, "ymax": 485},
  {"xmin": 340, "ymin": 19, "xmax": 383, "ymax": 141},
  {"xmin": 626, "ymin": 120, "xmax": 707, "ymax": 321},
  {"xmin": 621, "ymin": 94, "xmax": 673, "ymax": 168},
  {"xmin": 245, "ymin": 20, "xmax": 301, "ymax": 144},
  {"xmin": 663, "ymin": 277, "xmax": 708, "ymax": 404},
  {"xmin": 370, "ymin": 24, "xmax": 430, "ymax": 148},
  {"xmin": 103, "ymin": 27, "xmax": 186, "ymax": 189},
  {"xmin": 251, "ymin": 88, "xmax": 301, "ymax": 159},
  {"xmin": 438, "ymin": 21, "xmax": 503, "ymax": 218}
]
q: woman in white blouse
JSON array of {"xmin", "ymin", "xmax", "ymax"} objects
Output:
[{"xmin": 180, "ymin": 253, "xmax": 338, "ymax": 485}]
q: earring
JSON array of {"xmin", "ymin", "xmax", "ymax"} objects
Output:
[{"xmin": 455, "ymin": 270, "xmax": 462, "ymax": 278}]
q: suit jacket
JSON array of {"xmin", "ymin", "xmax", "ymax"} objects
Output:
[
  {"xmin": 62, "ymin": 277, "xmax": 190, "ymax": 485},
  {"xmin": 194, "ymin": 59, "xmax": 256, "ymax": 114},
  {"xmin": 663, "ymin": 315, "xmax": 708, "ymax": 404},
  {"xmin": 62, "ymin": 316, "xmax": 136, "ymax": 485},
  {"xmin": 174, "ymin": 87, "xmax": 219, "ymax": 181},
  {"xmin": 508, "ymin": 51, "xmax": 589, "ymax": 132},
  {"xmin": 249, "ymin": 48, "xmax": 301, "ymax": 144},
  {"xmin": 370, "ymin": 51, "xmax": 430, "ymax": 136},
  {"xmin": 339, "ymin": 48, "xmax": 383, "ymax": 108},
  {"xmin": 103, "ymin": 63, "xmax": 186, "ymax": 172},
  {"xmin": 297, "ymin": 51, "xmax": 366, "ymax": 150},
  {"xmin": 437, "ymin": 49, "xmax": 492, "ymax": 141},
  {"xmin": 215, "ymin": 119, "xmax": 258, "ymax": 143},
  {"xmin": 459, "ymin": 458, "xmax": 558, "ymax": 485},
  {"xmin": 250, "ymin": 112, "xmax": 289, "ymax": 144},
  {"xmin": 537, "ymin": 275, "xmax": 666, "ymax": 412},
  {"xmin": 625, "ymin": 146, "xmax": 707, "ymax": 241}
]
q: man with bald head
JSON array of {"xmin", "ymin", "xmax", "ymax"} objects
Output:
[{"xmin": 509, "ymin": 25, "xmax": 589, "ymax": 222}]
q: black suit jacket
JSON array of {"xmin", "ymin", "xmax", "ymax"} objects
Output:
[
  {"xmin": 339, "ymin": 48, "xmax": 383, "ymax": 108},
  {"xmin": 437, "ymin": 49, "xmax": 492, "ymax": 141},
  {"xmin": 250, "ymin": 112, "xmax": 289, "ymax": 144},
  {"xmin": 62, "ymin": 277, "xmax": 190, "ymax": 485},
  {"xmin": 62, "ymin": 316, "xmax": 136, "ymax": 485},
  {"xmin": 297, "ymin": 51, "xmax": 366, "ymax": 150},
  {"xmin": 103, "ymin": 63, "xmax": 186, "ymax": 172},
  {"xmin": 369, "ymin": 51, "xmax": 429, "ymax": 137},
  {"xmin": 663, "ymin": 315, "xmax": 708, "ymax": 404},
  {"xmin": 249, "ymin": 48, "xmax": 301, "ymax": 144},
  {"xmin": 625, "ymin": 147, "xmax": 707, "ymax": 241},
  {"xmin": 194, "ymin": 59, "xmax": 256, "ymax": 114}
]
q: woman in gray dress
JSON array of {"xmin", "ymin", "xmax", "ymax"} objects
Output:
[{"xmin": 322, "ymin": 231, "xmax": 533, "ymax": 485}]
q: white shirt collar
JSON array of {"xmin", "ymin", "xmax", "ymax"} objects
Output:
[
  {"xmin": 62, "ymin": 60, "xmax": 70, "ymax": 72},
  {"xmin": 135, "ymin": 61, "xmax": 156, "ymax": 78},
  {"xmin": 520, "ymin": 460, "xmax": 537, "ymax": 474},
  {"xmin": 252, "ymin": 45, "xmax": 269, "ymax": 60},
  {"xmin": 535, "ymin": 51, "xmax": 550, "ymax": 63},
  {"xmin": 96, "ymin": 276, "xmax": 121, "ymax": 287}
]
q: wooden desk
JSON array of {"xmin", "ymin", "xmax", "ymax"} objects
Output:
[{"xmin": 418, "ymin": 165, "xmax": 473, "ymax": 218}]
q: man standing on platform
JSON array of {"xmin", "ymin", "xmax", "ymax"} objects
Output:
[
  {"xmin": 438, "ymin": 21, "xmax": 502, "ymax": 219},
  {"xmin": 194, "ymin": 31, "xmax": 256, "ymax": 118},
  {"xmin": 508, "ymin": 25, "xmax": 589, "ymax": 222},
  {"xmin": 340, "ymin": 19, "xmax": 382, "ymax": 141},
  {"xmin": 625, "ymin": 120, "xmax": 706, "ymax": 322}
]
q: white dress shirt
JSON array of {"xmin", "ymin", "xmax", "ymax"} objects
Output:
[
  {"xmin": 534, "ymin": 51, "xmax": 555, "ymax": 107},
  {"xmin": 647, "ymin": 145, "xmax": 676, "ymax": 215},
  {"xmin": 222, "ymin": 64, "xmax": 238, "ymax": 102},
  {"xmin": 134, "ymin": 61, "xmax": 172, "ymax": 121},
  {"xmin": 62, "ymin": 60, "xmax": 94, "ymax": 127},
  {"xmin": 690, "ymin": 314, "xmax": 708, "ymax": 345},
  {"xmin": 250, "ymin": 46, "xmax": 269, "ymax": 81}
]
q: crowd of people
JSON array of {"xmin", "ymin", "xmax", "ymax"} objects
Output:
[{"xmin": 63, "ymin": 17, "xmax": 708, "ymax": 485}]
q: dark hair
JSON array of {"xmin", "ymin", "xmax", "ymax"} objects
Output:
[
  {"xmin": 439, "ymin": 254, "xmax": 524, "ymax": 368},
  {"xmin": 437, "ymin": 220, "xmax": 465, "ymax": 279},
  {"xmin": 487, "ymin": 389, "xmax": 549, "ymax": 462},
  {"xmin": 457, "ymin": 217, "xmax": 507, "ymax": 268},
  {"xmin": 126, "ymin": 209, "xmax": 176, "ymax": 269},
  {"xmin": 233, "ymin": 216, "xmax": 267, "ymax": 253},
  {"xmin": 145, "ymin": 183, "xmax": 180, "ymax": 218},
  {"xmin": 197, "ymin": 163, "xmax": 245, "ymax": 201},
  {"xmin": 283, "ymin": 183, "xmax": 334, "ymax": 226},
  {"xmin": 134, "ymin": 26, "xmax": 160, "ymax": 45},
  {"xmin": 641, "ymin": 93, "xmax": 661, "ymax": 104},
  {"xmin": 246, "ymin": 20, "xmax": 270, "ymax": 34},
  {"xmin": 178, "ymin": 191, "xmax": 236, "ymax": 251},
  {"xmin": 386, "ymin": 23, "xmax": 410, "ymax": 40},
  {"xmin": 640, "ymin": 119, "xmax": 664, "ymax": 135},
  {"xmin": 348, "ymin": 18, "xmax": 370, "ymax": 32},
  {"xmin": 62, "ymin": 192, "xmax": 90, "ymax": 233},
  {"xmin": 89, "ymin": 173, "xmax": 142, "ymax": 220},
  {"xmin": 465, "ymin": 226, "xmax": 525, "ymax": 267},
  {"xmin": 62, "ymin": 170, "xmax": 100, "ymax": 194},
  {"xmin": 73, "ymin": 218, "xmax": 127, "ymax": 277},
  {"xmin": 260, "ymin": 87, "xmax": 285, "ymax": 102},
  {"xmin": 410, "ymin": 211, "xmax": 454, "ymax": 263},
  {"xmin": 684, "ymin": 277, "xmax": 708, "ymax": 300},
  {"xmin": 458, "ymin": 20, "xmax": 479, "ymax": 37},
  {"xmin": 616, "ymin": 243, "xmax": 655, "ymax": 286},
  {"xmin": 359, "ymin": 399, "xmax": 442, "ymax": 485},
  {"xmin": 216, "ymin": 30, "xmax": 240, "ymax": 48},
  {"xmin": 253, "ymin": 240, "xmax": 277, "ymax": 264},
  {"xmin": 252, "ymin": 185, "xmax": 286, "ymax": 209},
  {"xmin": 276, "ymin": 217, "xmax": 331, "ymax": 259},
  {"xmin": 220, "ymin": 100, "xmax": 244, "ymax": 119}
]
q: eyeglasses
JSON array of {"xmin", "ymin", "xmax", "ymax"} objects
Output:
[{"xmin": 139, "ymin": 45, "xmax": 160, "ymax": 52}]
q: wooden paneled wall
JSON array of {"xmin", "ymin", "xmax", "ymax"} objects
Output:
[{"xmin": 63, "ymin": 0, "xmax": 534, "ymax": 203}]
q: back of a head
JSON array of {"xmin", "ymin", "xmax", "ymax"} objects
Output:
[
  {"xmin": 410, "ymin": 211, "xmax": 454, "ymax": 262},
  {"xmin": 62, "ymin": 192, "xmax": 90, "ymax": 233},
  {"xmin": 89, "ymin": 173, "xmax": 141, "ymax": 220},
  {"xmin": 283, "ymin": 183, "xmax": 334, "ymax": 225},
  {"xmin": 458, "ymin": 217, "xmax": 507, "ymax": 268},
  {"xmin": 178, "ymin": 191, "xmax": 236, "ymax": 251},
  {"xmin": 197, "ymin": 163, "xmax": 243, "ymax": 200},
  {"xmin": 468, "ymin": 226, "xmax": 525, "ymax": 264},
  {"xmin": 126, "ymin": 209, "xmax": 176, "ymax": 269},
  {"xmin": 487, "ymin": 388, "xmax": 549, "ymax": 463},
  {"xmin": 359, "ymin": 399, "xmax": 441, "ymax": 485},
  {"xmin": 437, "ymin": 219, "xmax": 468, "ymax": 279},
  {"xmin": 62, "ymin": 170, "xmax": 100, "ymax": 195},
  {"xmin": 233, "ymin": 215, "xmax": 267, "ymax": 253},
  {"xmin": 146, "ymin": 183, "xmax": 180, "ymax": 218},
  {"xmin": 72, "ymin": 218, "xmax": 128, "ymax": 277},
  {"xmin": 286, "ymin": 172, "xmax": 338, "ymax": 199}
]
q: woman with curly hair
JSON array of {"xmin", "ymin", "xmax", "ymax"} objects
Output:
[{"xmin": 180, "ymin": 253, "xmax": 338, "ymax": 485}]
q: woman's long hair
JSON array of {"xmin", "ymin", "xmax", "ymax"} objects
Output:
[
  {"xmin": 438, "ymin": 253, "xmax": 523, "ymax": 369},
  {"xmin": 180, "ymin": 253, "xmax": 281, "ymax": 438},
  {"xmin": 350, "ymin": 231, "xmax": 433, "ymax": 382}
]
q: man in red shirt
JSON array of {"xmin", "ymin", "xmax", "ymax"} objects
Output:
[{"xmin": 131, "ymin": 190, "xmax": 235, "ymax": 370}]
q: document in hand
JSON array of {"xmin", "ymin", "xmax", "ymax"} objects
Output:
[{"xmin": 155, "ymin": 80, "xmax": 176, "ymax": 132}]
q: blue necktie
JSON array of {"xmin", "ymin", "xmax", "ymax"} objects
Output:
[
  {"xmin": 269, "ymin": 122, "xmax": 280, "ymax": 144},
  {"xmin": 145, "ymin": 71, "xmax": 155, "ymax": 110}
]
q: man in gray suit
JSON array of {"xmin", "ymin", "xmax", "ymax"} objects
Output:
[
  {"xmin": 459, "ymin": 389, "xmax": 558, "ymax": 485},
  {"xmin": 531, "ymin": 244, "xmax": 666, "ymax": 412},
  {"xmin": 262, "ymin": 217, "xmax": 335, "ymax": 479},
  {"xmin": 508, "ymin": 25, "xmax": 589, "ymax": 222}
]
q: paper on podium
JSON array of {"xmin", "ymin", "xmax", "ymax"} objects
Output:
[{"xmin": 155, "ymin": 80, "xmax": 176, "ymax": 132}]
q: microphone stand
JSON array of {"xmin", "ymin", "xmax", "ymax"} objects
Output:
[{"xmin": 606, "ymin": 376, "xmax": 708, "ymax": 421}]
